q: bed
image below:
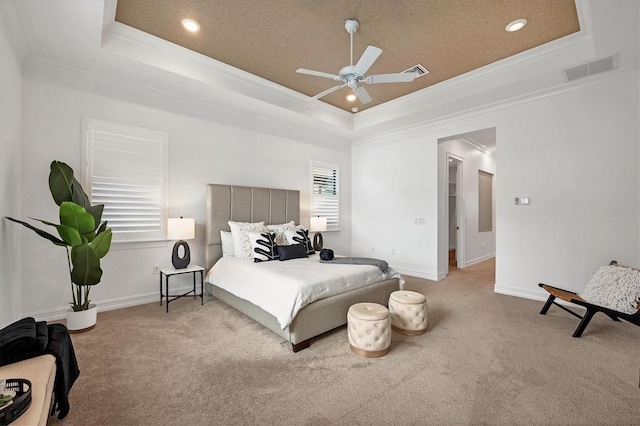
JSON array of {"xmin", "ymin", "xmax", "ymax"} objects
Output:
[{"xmin": 204, "ymin": 184, "xmax": 403, "ymax": 352}]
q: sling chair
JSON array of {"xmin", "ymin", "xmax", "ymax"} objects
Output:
[{"xmin": 538, "ymin": 261, "xmax": 640, "ymax": 337}]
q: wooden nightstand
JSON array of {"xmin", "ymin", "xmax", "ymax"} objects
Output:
[{"xmin": 159, "ymin": 265, "xmax": 204, "ymax": 312}]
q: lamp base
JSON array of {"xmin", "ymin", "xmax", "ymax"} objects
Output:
[
  {"xmin": 313, "ymin": 232, "xmax": 324, "ymax": 252},
  {"xmin": 172, "ymin": 240, "xmax": 191, "ymax": 269}
]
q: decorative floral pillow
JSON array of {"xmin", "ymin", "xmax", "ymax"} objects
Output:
[
  {"xmin": 228, "ymin": 221, "xmax": 267, "ymax": 259},
  {"xmin": 250, "ymin": 232, "xmax": 279, "ymax": 262},
  {"xmin": 266, "ymin": 221, "xmax": 297, "ymax": 245},
  {"xmin": 285, "ymin": 226, "xmax": 315, "ymax": 255}
]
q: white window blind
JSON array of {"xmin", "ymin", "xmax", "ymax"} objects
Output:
[
  {"xmin": 311, "ymin": 161, "xmax": 340, "ymax": 229},
  {"xmin": 83, "ymin": 118, "xmax": 168, "ymax": 243}
]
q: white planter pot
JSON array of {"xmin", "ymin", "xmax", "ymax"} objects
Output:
[{"xmin": 66, "ymin": 304, "xmax": 98, "ymax": 333}]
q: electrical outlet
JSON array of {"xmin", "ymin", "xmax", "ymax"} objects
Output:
[
  {"xmin": 391, "ymin": 249, "xmax": 395, "ymax": 255},
  {"xmin": 371, "ymin": 247, "xmax": 375, "ymax": 253},
  {"xmin": 153, "ymin": 266, "xmax": 160, "ymax": 275}
]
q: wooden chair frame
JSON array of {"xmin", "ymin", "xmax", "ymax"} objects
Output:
[{"xmin": 538, "ymin": 261, "xmax": 640, "ymax": 337}]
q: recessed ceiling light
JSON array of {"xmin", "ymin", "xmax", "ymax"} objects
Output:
[
  {"xmin": 346, "ymin": 94, "xmax": 357, "ymax": 102},
  {"xmin": 506, "ymin": 18, "xmax": 527, "ymax": 32},
  {"xmin": 181, "ymin": 18, "xmax": 200, "ymax": 32}
]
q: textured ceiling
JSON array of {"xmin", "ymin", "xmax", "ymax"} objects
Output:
[{"xmin": 115, "ymin": 0, "xmax": 580, "ymax": 113}]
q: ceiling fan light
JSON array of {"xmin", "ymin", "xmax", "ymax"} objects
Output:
[
  {"xmin": 506, "ymin": 19, "xmax": 527, "ymax": 32},
  {"xmin": 181, "ymin": 18, "xmax": 200, "ymax": 32},
  {"xmin": 346, "ymin": 94, "xmax": 357, "ymax": 101}
]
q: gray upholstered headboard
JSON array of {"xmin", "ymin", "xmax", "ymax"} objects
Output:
[{"xmin": 205, "ymin": 184, "xmax": 300, "ymax": 270}]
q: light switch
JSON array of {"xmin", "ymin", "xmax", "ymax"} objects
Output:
[{"xmin": 521, "ymin": 197, "xmax": 530, "ymax": 205}]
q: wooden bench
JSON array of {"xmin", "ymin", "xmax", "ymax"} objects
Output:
[{"xmin": 538, "ymin": 261, "xmax": 640, "ymax": 337}]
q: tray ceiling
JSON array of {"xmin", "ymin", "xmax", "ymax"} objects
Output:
[{"xmin": 115, "ymin": 0, "xmax": 580, "ymax": 113}]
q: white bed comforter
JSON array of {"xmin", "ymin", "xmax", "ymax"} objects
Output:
[{"xmin": 206, "ymin": 254, "xmax": 404, "ymax": 329}]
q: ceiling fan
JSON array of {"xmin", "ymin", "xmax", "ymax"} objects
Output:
[{"xmin": 296, "ymin": 19, "xmax": 417, "ymax": 105}]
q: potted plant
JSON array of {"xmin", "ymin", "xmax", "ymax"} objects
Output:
[{"xmin": 5, "ymin": 161, "xmax": 112, "ymax": 332}]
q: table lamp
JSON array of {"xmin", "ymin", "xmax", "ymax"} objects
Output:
[
  {"xmin": 310, "ymin": 216, "xmax": 327, "ymax": 252},
  {"xmin": 167, "ymin": 217, "xmax": 195, "ymax": 269}
]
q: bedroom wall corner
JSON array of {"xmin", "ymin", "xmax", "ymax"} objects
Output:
[{"xmin": 0, "ymin": 15, "xmax": 23, "ymax": 327}]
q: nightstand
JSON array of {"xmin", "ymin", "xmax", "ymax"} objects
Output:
[{"xmin": 159, "ymin": 265, "xmax": 204, "ymax": 312}]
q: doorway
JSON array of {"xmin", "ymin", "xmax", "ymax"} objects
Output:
[
  {"xmin": 437, "ymin": 127, "xmax": 496, "ymax": 280},
  {"xmin": 447, "ymin": 155, "xmax": 464, "ymax": 273}
]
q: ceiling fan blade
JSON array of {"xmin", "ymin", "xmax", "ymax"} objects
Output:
[
  {"xmin": 352, "ymin": 85, "xmax": 372, "ymax": 104},
  {"xmin": 366, "ymin": 72, "xmax": 417, "ymax": 84},
  {"xmin": 297, "ymin": 68, "xmax": 341, "ymax": 81},
  {"xmin": 312, "ymin": 84, "xmax": 344, "ymax": 100},
  {"xmin": 353, "ymin": 46, "xmax": 382, "ymax": 75}
]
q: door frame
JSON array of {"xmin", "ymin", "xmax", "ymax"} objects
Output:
[{"xmin": 446, "ymin": 152, "xmax": 465, "ymax": 275}]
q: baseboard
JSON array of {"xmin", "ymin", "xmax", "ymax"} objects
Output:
[
  {"xmin": 23, "ymin": 285, "xmax": 195, "ymax": 322},
  {"xmin": 391, "ymin": 266, "xmax": 439, "ymax": 281},
  {"xmin": 493, "ymin": 283, "xmax": 585, "ymax": 309},
  {"xmin": 463, "ymin": 253, "xmax": 495, "ymax": 268}
]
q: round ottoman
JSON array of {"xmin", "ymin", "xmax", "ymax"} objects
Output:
[
  {"xmin": 389, "ymin": 290, "xmax": 428, "ymax": 335},
  {"xmin": 347, "ymin": 303, "xmax": 391, "ymax": 358}
]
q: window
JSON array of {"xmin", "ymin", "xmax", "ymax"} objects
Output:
[
  {"xmin": 478, "ymin": 170, "xmax": 494, "ymax": 233},
  {"xmin": 83, "ymin": 117, "xmax": 168, "ymax": 243},
  {"xmin": 311, "ymin": 161, "xmax": 340, "ymax": 230}
]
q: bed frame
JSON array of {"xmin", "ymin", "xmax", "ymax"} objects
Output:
[{"xmin": 205, "ymin": 184, "xmax": 400, "ymax": 352}]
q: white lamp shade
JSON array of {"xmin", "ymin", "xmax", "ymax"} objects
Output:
[
  {"xmin": 167, "ymin": 218, "xmax": 195, "ymax": 240},
  {"xmin": 310, "ymin": 216, "xmax": 327, "ymax": 232}
]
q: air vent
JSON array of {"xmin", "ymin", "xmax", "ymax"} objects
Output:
[
  {"xmin": 564, "ymin": 55, "xmax": 617, "ymax": 82},
  {"xmin": 403, "ymin": 64, "xmax": 429, "ymax": 78}
]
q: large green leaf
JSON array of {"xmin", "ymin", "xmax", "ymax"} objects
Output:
[
  {"xmin": 59, "ymin": 202, "xmax": 95, "ymax": 235},
  {"xmin": 57, "ymin": 224, "xmax": 83, "ymax": 247},
  {"xmin": 48, "ymin": 161, "xmax": 75, "ymax": 206},
  {"xmin": 90, "ymin": 228, "xmax": 112, "ymax": 258},
  {"xmin": 31, "ymin": 218, "xmax": 83, "ymax": 247},
  {"xmin": 71, "ymin": 178, "xmax": 91, "ymax": 210},
  {"xmin": 85, "ymin": 204, "xmax": 104, "ymax": 230},
  {"xmin": 4, "ymin": 216, "xmax": 67, "ymax": 246},
  {"xmin": 71, "ymin": 244, "xmax": 102, "ymax": 286},
  {"xmin": 96, "ymin": 221, "xmax": 107, "ymax": 235}
]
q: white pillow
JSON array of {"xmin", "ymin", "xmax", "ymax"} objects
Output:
[
  {"xmin": 249, "ymin": 231, "xmax": 279, "ymax": 262},
  {"xmin": 580, "ymin": 265, "xmax": 640, "ymax": 314},
  {"xmin": 285, "ymin": 225, "xmax": 315, "ymax": 255},
  {"xmin": 266, "ymin": 221, "xmax": 296, "ymax": 245},
  {"xmin": 220, "ymin": 230, "xmax": 235, "ymax": 257},
  {"xmin": 228, "ymin": 221, "xmax": 267, "ymax": 259}
]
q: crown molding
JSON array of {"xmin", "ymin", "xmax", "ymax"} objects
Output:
[
  {"xmin": 352, "ymin": 64, "xmax": 638, "ymax": 146},
  {"xmin": 23, "ymin": 53, "xmax": 353, "ymax": 149},
  {"xmin": 354, "ymin": 0, "xmax": 596, "ymax": 132},
  {"xmin": 0, "ymin": 0, "xmax": 31, "ymax": 63},
  {"xmin": 101, "ymin": 20, "xmax": 353, "ymax": 132}
]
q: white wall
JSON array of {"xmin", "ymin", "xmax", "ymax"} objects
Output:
[
  {"xmin": 352, "ymin": 131, "xmax": 440, "ymax": 279},
  {"xmin": 0, "ymin": 19, "xmax": 23, "ymax": 327},
  {"xmin": 18, "ymin": 61, "xmax": 352, "ymax": 320},
  {"xmin": 438, "ymin": 139, "xmax": 496, "ymax": 274},
  {"xmin": 353, "ymin": 70, "xmax": 639, "ymax": 301}
]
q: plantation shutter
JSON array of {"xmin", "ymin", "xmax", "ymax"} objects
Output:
[
  {"xmin": 312, "ymin": 162, "xmax": 340, "ymax": 229},
  {"xmin": 83, "ymin": 118, "xmax": 168, "ymax": 243}
]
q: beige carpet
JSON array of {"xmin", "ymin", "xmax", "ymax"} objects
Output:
[{"xmin": 49, "ymin": 259, "xmax": 640, "ymax": 426}]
